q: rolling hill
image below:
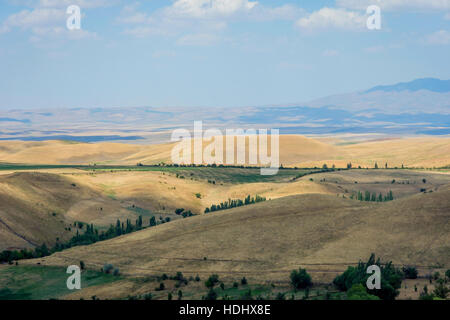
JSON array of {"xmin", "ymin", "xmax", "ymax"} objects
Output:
[
  {"xmin": 0, "ymin": 172, "xmax": 137, "ymax": 251},
  {"xmin": 0, "ymin": 135, "xmax": 449, "ymax": 168},
  {"xmin": 27, "ymin": 183, "xmax": 450, "ymax": 288}
]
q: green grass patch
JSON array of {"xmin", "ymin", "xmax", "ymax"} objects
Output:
[
  {"xmin": 0, "ymin": 163, "xmax": 321, "ymax": 184},
  {"xmin": 0, "ymin": 265, "xmax": 121, "ymax": 300},
  {"xmin": 126, "ymin": 206, "xmax": 153, "ymax": 218},
  {"xmin": 0, "ymin": 163, "xmax": 78, "ymax": 171}
]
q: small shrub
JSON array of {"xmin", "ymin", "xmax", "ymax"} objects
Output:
[
  {"xmin": 174, "ymin": 271, "xmax": 184, "ymax": 281},
  {"xmin": 205, "ymin": 274, "xmax": 219, "ymax": 288},
  {"xmin": 143, "ymin": 293, "xmax": 153, "ymax": 300},
  {"xmin": 275, "ymin": 292, "xmax": 286, "ymax": 300},
  {"xmin": 155, "ymin": 282, "xmax": 165, "ymax": 291},
  {"xmin": 241, "ymin": 277, "xmax": 248, "ymax": 285},
  {"xmin": 433, "ymin": 282, "xmax": 449, "ymax": 299},
  {"xmin": 240, "ymin": 289, "xmax": 253, "ymax": 300},
  {"xmin": 204, "ymin": 288, "xmax": 217, "ymax": 300},
  {"xmin": 402, "ymin": 266, "xmax": 418, "ymax": 279},
  {"xmin": 346, "ymin": 284, "xmax": 380, "ymax": 300},
  {"xmin": 290, "ymin": 268, "xmax": 312, "ymax": 290},
  {"xmin": 103, "ymin": 263, "xmax": 114, "ymax": 274},
  {"xmin": 175, "ymin": 208, "xmax": 184, "ymax": 215}
]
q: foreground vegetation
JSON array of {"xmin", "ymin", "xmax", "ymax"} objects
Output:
[
  {"xmin": 0, "ymin": 163, "xmax": 323, "ymax": 184},
  {"xmin": 1, "ymin": 253, "xmax": 448, "ymax": 300},
  {"xmin": 0, "ymin": 217, "xmax": 155, "ymax": 263},
  {"xmin": 0, "ymin": 265, "xmax": 120, "ymax": 300},
  {"xmin": 205, "ymin": 195, "xmax": 266, "ymax": 213}
]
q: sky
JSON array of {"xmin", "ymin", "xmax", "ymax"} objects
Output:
[{"xmin": 0, "ymin": 0, "xmax": 449, "ymax": 110}]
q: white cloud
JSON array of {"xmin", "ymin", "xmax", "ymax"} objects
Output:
[
  {"xmin": 118, "ymin": 0, "xmax": 305, "ymax": 41},
  {"xmin": 118, "ymin": 0, "xmax": 261, "ymax": 25},
  {"xmin": 276, "ymin": 61, "xmax": 313, "ymax": 71},
  {"xmin": 425, "ymin": 30, "xmax": 450, "ymax": 45},
  {"xmin": 3, "ymin": 8, "xmax": 65, "ymax": 29},
  {"xmin": 337, "ymin": 0, "xmax": 450, "ymax": 11},
  {"xmin": 152, "ymin": 50, "xmax": 177, "ymax": 58},
  {"xmin": 177, "ymin": 33, "xmax": 218, "ymax": 46},
  {"xmin": 167, "ymin": 0, "xmax": 258, "ymax": 19},
  {"xmin": 364, "ymin": 45, "xmax": 385, "ymax": 53},
  {"xmin": 117, "ymin": 2, "xmax": 149, "ymax": 24},
  {"xmin": 0, "ymin": 1, "xmax": 100, "ymax": 40},
  {"xmin": 29, "ymin": 27, "xmax": 96, "ymax": 42},
  {"xmin": 122, "ymin": 26, "xmax": 167, "ymax": 38},
  {"xmin": 117, "ymin": 12, "xmax": 148, "ymax": 24},
  {"xmin": 38, "ymin": 0, "xmax": 112, "ymax": 9},
  {"xmin": 296, "ymin": 7, "xmax": 365, "ymax": 31},
  {"xmin": 322, "ymin": 49, "xmax": 339, "ymax": 57},
  {"xmin": 248, "ymin": 4, "xmax": 305, "ymax": 21}
]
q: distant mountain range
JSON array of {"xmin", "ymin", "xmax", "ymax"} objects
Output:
[
  {"xmin": 365, "ymin": 78, "xmax": 450, "ymax": 93},
  {"xmin": 305, "ymin": 78, "xmax": 450, "ymax": 114},
  {"xmin": 0, "ymin": 78, "xmax": 448, "ymax": 142}
]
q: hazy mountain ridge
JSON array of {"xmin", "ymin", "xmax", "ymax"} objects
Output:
[
  {"xmin": 365, "ymin": 78, "xmax": 450, "ymax": 93},
  {"xmin": 0, "ymin": 78, "xmax": 448, "ymax": 142},
  {"xmin": 306, "ymin": 78, "xmax": 450, "ymax": 114}
]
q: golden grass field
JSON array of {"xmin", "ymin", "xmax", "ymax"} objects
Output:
[
  {"xmin": 21, "ymin": 183, "xmax": 449, "ymax": 298},
  {"xmin": 0, "ymin": 169, "xmax": 335, "ymax": 251},
  {"xmin": 1, "ymin": 135, "xmax": 449, "ymax": 168},
  {"xmin": 2, "ymin": 166, "xmax": 449, "ymax": 252},
  {"xmin": 0, "ymin": 135, "xmax": 449, "ymax": 299}
]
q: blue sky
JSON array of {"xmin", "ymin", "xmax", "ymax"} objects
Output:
[{"xmin": 0, "ymin": 0, "xmax": 449, "ymax": 109}]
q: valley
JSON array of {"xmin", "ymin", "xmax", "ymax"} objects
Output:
[{"xmin": 0, "ymin": 135, "xmax": 449, "ymax": 300}]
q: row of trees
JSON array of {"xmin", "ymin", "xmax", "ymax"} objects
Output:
[
  {"xmin": 204, "ymin": 195, "xmax": 266, "ymax": 213},
  {"xmin": 199, "ymin": 255, "xmax": 447, "ymax": 301},
  {"xmin": 333, "ymin": 254, "xmax": 403, "ymax": 300},
  {"xmin": 350, "ymin": 190, "xmax": 394, "ymax": 202},
  {"xmin": 175, "ymin": 208, "xmax": 194, "ymax": 218},
  {"xmin": 291, "ymin": 167, "xmax": 339, "ymax": 181},
  {"xmin": 0, "ymin": 216, "xmax": 156, "ymax": 263}
]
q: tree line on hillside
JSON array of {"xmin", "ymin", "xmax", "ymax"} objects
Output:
[
  {"xmin": 0, "ymin": 216, "xmax": 155, "ymax": 263},
  {"xmin": 333, "ymin": 254, "xmax": 403, "ymax": 300},
  {"xmin": 204, "ymin": 195, "xmax": 266, "ymax": 213},
  {"xmin": 201, "ymin": 254, "xmax": 446, "ymax": 301},
  {"xmin": 291, "ymin": 167, "xmax": 346, "ymax": 181},
  {"xmin": 175, "ymin": 208, "xmax": 194, "ymax": 218},
  {"xmin": 350, "ymin": 190, "xmax": 394, "ymax": 202}
]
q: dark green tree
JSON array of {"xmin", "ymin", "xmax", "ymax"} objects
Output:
[
  {"xmin": 290, "ymin": 268, "xmax": 312, "ymax": 290},
  {"xmin": 333, "ymin": 254, "xmax": 403, "ymax": 300},
  {"xmin": 205, "ymin": 274, "xmax": 219, "ymax": 288}
]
